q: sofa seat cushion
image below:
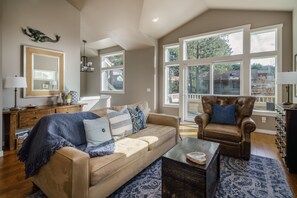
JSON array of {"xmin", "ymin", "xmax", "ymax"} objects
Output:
[
  {"xmin": 128, "ymin": 124, "xmax": 176, "ymax": 151},
  {"xmin": 204, "ymin": 123, "xmax": 241, "ymax": 142},
  {"xmin": 90, "ymin": 138, "xmax": 148, "ymax": 186}
]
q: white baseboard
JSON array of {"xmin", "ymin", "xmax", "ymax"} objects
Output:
[
  {"xmin": 0, "ymin": 150, "xmax": 3, "ymax": 158},
  {"xmin": 255, "ymin": 129, "xmax": 276, "ymax": 135}
]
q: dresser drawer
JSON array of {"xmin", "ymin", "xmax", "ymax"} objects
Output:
[
  {"xmin": 19, "ymin": 109, "xmax": 55, "ymax": 128},
  {"xmin": 55, "ymin": 106, "xmax": 81, "ymax": 114}
]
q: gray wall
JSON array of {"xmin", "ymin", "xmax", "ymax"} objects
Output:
[
  {"xmin": 158, "ymin": 9, "xmax": 292, "ymax": 131},
  {"xmin": 0, "ymin": 0, "xmax": 3, "ymax": 156},
  {"xmin": 81, "ymin": 46, "xmax": 155, "ymax": 110},
  {"xmin": 2, "ymin": 0, "xmax": 80, "ymax": 108}
]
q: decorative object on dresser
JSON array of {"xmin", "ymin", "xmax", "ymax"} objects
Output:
[
  {"xmin": 2, "ymin": 104, "xmax": 84, "ymax": 150},
  {"xmin": 275, "ymin": 104, "xmax": 297, "ymax": 173},
  {"xmin": 56, "ymin": 93, "xmax": 64, "ymax": 105},
  {"xmin": 276, "ymin": 71, "xmax": 297, "ymax": 105},
  {"xmin": 68, "ymin": 90, "xmax": 79, "ymax": 104},
  {"xmin": 4, "ymin": 75, "xmax": 27, "ymax": 111}
]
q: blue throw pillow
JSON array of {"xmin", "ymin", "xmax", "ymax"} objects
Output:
[
  {"xmin": 128, "ymin": 106, "xmax": 147, "ymax": 133},
  {"xmin": 210, "ymin": 104, "xmax": 236, "ymax": 125}
]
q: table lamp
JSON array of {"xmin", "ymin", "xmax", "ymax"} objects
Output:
[
  {"xmin": 4, "ymin": 75, "xmax": 27, "ymax": 110},
  {"xmin": 276, "ymin": 72, "xmax": 297, "ymax": 105}
]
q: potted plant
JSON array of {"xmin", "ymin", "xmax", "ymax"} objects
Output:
[{"xmin": 65, "ymin": 94, "xmax": 72, "ymax": 105}]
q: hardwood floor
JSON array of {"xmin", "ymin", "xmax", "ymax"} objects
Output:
[{"xmin": 0, "ymin": 124, "xmax": 296, "ymax": 198}]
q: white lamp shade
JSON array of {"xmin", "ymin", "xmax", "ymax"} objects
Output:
[
  {"xmin": 276, "ymin": 72, "xmax": 297, "ymax": 84},
  {"xmin": 4, "ymin": 76, "xmax": 27, "ymax": 88}
]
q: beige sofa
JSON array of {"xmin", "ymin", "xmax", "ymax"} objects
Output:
[{"xmin": 31, "ymin": 102, "xmax": 179, "ymax": 198}]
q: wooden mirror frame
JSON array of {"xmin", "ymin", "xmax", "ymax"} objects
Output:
[{"xmin": 23, "ymin": 45, "xmax": 64, "ymax": 97}]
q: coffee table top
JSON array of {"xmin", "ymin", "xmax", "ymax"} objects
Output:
[{"xmin": 162, "ymin": 137, "xmax": 220, "ymax": 170}]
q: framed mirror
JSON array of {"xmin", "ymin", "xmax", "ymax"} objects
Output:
[{"xmin": 23, "ymin": 45, "xmax": 64, "ymax": 97}]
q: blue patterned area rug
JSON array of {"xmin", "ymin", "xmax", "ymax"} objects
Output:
[{"xmin": 27, "ymin": 154, "xmax": 293, "ymax": 198}]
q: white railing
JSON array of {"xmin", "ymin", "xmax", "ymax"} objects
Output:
[{"xmin": 168, "ymin": 93, "xmax": 275, "ymax": 104}]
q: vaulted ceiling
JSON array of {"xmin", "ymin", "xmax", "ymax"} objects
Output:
[{"xmin": 66, "ymin": 0, "xmax": 296, "ymax": 54}]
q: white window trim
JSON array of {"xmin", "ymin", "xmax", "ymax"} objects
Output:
[
  {"xmin": 163, "ymin": 24, "xmax": 283, "ymax": 118},
  {"xmin": 163, "ymin": 44, "xmax": 179, "ymax": 107},
  {"xmin": 100, "ymin": 50, "xmax": 125, "ymax": 94}
]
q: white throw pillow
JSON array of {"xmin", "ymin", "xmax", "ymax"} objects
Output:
[
  {"xmin": 107, "ymin": 109, "xmax": 133, "ymax": 137},
  {"xmin": 83, "ymin": 117, "xmax": 112, "ymax": 147}
]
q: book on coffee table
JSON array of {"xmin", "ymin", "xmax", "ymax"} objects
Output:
[{"xmin": 186, "ymin": 151, "xmax": 206, "ymax": 165}]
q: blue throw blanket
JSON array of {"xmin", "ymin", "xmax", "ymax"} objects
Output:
[{"xmin": 18, "ymin": 112, "xmax": 115, "ymax": 178}]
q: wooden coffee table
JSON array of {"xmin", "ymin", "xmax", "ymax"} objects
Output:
[{"xmin": 162, "ymin": 137, "xmax": 220, "ymax": 198}]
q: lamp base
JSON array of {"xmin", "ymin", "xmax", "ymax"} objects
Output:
[{"xmin": 10, "ymin": 106, "xmax": 24, "ymax": 111}]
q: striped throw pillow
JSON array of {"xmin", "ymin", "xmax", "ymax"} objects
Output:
[{"xmin": 107, "ymin": 109, "xmax": 133, "ymax": 137}]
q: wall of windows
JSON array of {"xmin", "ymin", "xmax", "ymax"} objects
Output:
[
  {"xmin": 100, "ymin": 51, "xmax": 125, "ymax": 93},
  {"xmin": 163, "ymin": 24, "xmax": 282, "ymax": 119}
]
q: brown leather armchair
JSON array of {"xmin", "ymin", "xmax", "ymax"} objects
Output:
[{"xmin": 195, "ymin": 96, "xmax": 256, "ymax": 160}]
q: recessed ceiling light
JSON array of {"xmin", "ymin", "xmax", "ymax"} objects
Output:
[{"xmin": 152, "ymin": 17, "xmax": 159, "ymax": 23}]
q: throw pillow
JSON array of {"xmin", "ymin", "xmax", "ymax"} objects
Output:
[
  {"xmin": 83, "ymin": 117, "xmax": 112, "ymax": 147},
  {"xmin": 127, "ymin": 106, "xmax": 147, "ymax": 133},
  {"xmin": 107, "ymin": 109, "xmax": 133, "ymax": 137},
  {"xmin": 210, "ymin": 104, "xmax": 236, "ymax": 125}
]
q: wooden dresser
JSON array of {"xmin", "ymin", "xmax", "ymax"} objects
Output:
[
  {"xmin": 275, "ymin": 104, "xmax": 297, "ymax": 173},
  {"xmin": 3, "ymin": 104, "xmax": 84, "ymax": 150}
]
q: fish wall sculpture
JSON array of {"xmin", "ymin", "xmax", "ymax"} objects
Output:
[{"xmin": 21, "ymin": 27, "xmax": 60, "ymax": 43}]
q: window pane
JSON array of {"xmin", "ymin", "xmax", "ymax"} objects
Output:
[
  {"xmin": 101, "ymin": 69, "xmax": 124, "ymax": 91},
  {"xmin": 185, "ymin": 31, "xmax": 243, "ymax": 60},
  {"xmin": 166, "ymin": 65, "xmax": 179, "ymax": 104},
  {"xmin": 251, "ymin": 30, "xmax": 276, "ymax": 53},
  {"xmin": 187, "ymin": 65, "xmax": 210, "ymax": 94},
  {"xmin": 165, "ymin": 46, "xmax": 179, "ymax": 62},
  {"xmin": 213, "ymin": 63, "xmax": 240, "ymax": 95},
  {"xmin": 251, "ymin": 57, "xmax": 275, "ymax": 111},
  {"xmin": 102, "ymin": 54, "xmax": 123, "ymax": 68}
]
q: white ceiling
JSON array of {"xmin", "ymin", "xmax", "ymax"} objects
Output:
[{"xmin": 66, "ymin": 0, "xmax": 296, "ymax": 55}]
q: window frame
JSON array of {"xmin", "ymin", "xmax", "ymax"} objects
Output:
[
  {"xmin": 163, "ymin": 24, "xmax": 283, "ymax": 119},
  {"xmin": 100, "ymin": 50, "xmax": 125, "ymax": 94},
  {"xmin": 163, "ymin": 43, "xmax": 180, "ymax": 107}
]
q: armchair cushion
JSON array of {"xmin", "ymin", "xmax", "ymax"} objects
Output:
[
  {"xmin": 210, "ymin": 104, "xmax": 236, "ymax": 125},
  {"xmin": 204, "ymin": 123, "xmax": 241, "ymax": 142}
]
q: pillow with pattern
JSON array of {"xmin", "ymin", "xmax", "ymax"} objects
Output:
[{"xmin": 128, "ymin": 106, "xmax": 147, "ymax": 133}]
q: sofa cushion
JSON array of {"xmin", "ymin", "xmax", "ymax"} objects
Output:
[
  {"xmin": 128, "ymin": 123, "xmax": 176, "ymax": 151},
  {"xmin": 204, "ymin": 123, "xmax": 241, "ymax": 142},
  {"xmin": 83, "ymin": 117, "xmax": 112, "ymax": 147},
  {"xmin": 89, "ymin": 138, "xmax": 148, "ymax": 186},
  {"xmin": 107, "ymin": 109, "xmax": 133, "ymax": 137},
  {"xmin": 128, "ymin": 106, "xmax": 147, "ymax": 133}
]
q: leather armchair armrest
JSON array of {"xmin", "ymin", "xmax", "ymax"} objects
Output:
[
  {"xmin": 241, "ymin": 117, "xmax": 256, "ymax": 134},
  {"xmin": 195, "ymin": 113, "xmax": 210, "ymax": 138},
  {"xmin": 31, "ymin": 147, "xmax": 90, "ymax": 198},
  {"xmin": 147, "ymin": 113, "xmax": 180, "ymax": 142}
]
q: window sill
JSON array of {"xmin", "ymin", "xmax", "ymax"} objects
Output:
[
  {"xmin": 163, "ymin": 104, "xmax": 179, "ymax": 108},
  {"xmin": 252, "ymin": 110, "xmax": 276, "ymax": 117},
  {"xmin": 100, "ymin": 91, "xmax": 125, "ymax": 94}
]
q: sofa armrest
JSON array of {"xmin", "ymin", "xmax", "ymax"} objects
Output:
[
  {"xmin": 147, "ymin": 113, "xmax": 180, "ymax": 142},
  {"xmin": 194, "ymin": 113, "xmax": 210, "ymax": 138},
  {"xmin": 31, "ymin": 147, "xmax": 90, "ymax": 198}
]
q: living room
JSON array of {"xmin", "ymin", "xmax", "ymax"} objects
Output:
[{"xmin": 1, "ymin": 0, "xmax": 297, "ymax": 197}]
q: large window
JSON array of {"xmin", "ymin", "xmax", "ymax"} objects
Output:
[
  {"xmin": 213, "ymin": 62, "xmax": 241, "ymax": 95},
  {"xmin": 164, "ymin": 45, "xmax": 179, "ymax": 105},
  {"xmin": 100, "ymin": 51, "xmax": 125, "ymax": 93},
  {"xmin": 250, "ymin": 27, "xmax": 279, "ymax": 111},
  {"xmin": 163, "ymin": 24, "xmax": 282, "ymax": 119}
]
